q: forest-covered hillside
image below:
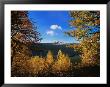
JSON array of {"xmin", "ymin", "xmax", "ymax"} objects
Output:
[{"xmin": 30, "ymin": 43, "xmax": 79, "ymax": 57}]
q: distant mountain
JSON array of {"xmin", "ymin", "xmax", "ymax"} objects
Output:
[
  {"xmin": 53, "ymin": 41, "xmax": 65, "ymax": 45},
  {"xmin": 30, "ymin": 43, "xmax": 79, "ymax": 57}
]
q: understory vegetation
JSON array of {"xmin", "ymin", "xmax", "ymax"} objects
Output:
[
  {"xmin": 11, "ymin": 49, "xmax": 99, "ymax": 77},
  {"xmin": 12, "ymin": 50, "xmax": 72, "ymax": 76}
]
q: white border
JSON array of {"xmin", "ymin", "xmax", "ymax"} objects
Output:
[{"xmin": 4, "ymin": 4, "xmax": 107, "ymax": 84}]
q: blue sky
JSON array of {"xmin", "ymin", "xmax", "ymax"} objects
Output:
[{"xmin": 28, "ymin": 11, "xmax": 78, "ymax": 43}]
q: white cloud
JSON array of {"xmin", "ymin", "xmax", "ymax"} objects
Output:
[
  {"xmin": 50, "ymin": 25, "xmax": 62, "ymax": 30},
  {"xmin": 46, "ymin": 30, "xmax": 54, "ymax": 36}
]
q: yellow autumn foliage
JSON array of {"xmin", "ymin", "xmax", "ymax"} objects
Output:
[
  {"xmin": 52, "ymin": 50, "xmax": 71, "ymax": 74},
  {"xmin": 12, "ymin": 50, "xmax": 73, "ymax": 76},
  {"xmin": 81, "ymin": 33, "xmax": 100, "ymax": 66},
  {"xmin": 26, "ymin": 56, "xmax": 47, "ymax": 76},
  {"xmin": 46, "ymin": 50, "xmax": 54, "ymax": 65},
  {"xmin": 66, "ymin": 11, "xmax": 100, "ymax": 67}
]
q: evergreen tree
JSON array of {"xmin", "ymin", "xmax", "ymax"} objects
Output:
[
  {"xmin": 52, "ymin": 50, "xmax": 71, "ymax": 75},
  {"xmin": 46, "ymin": 50, "xmax": 54, "ymax": 65}
]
